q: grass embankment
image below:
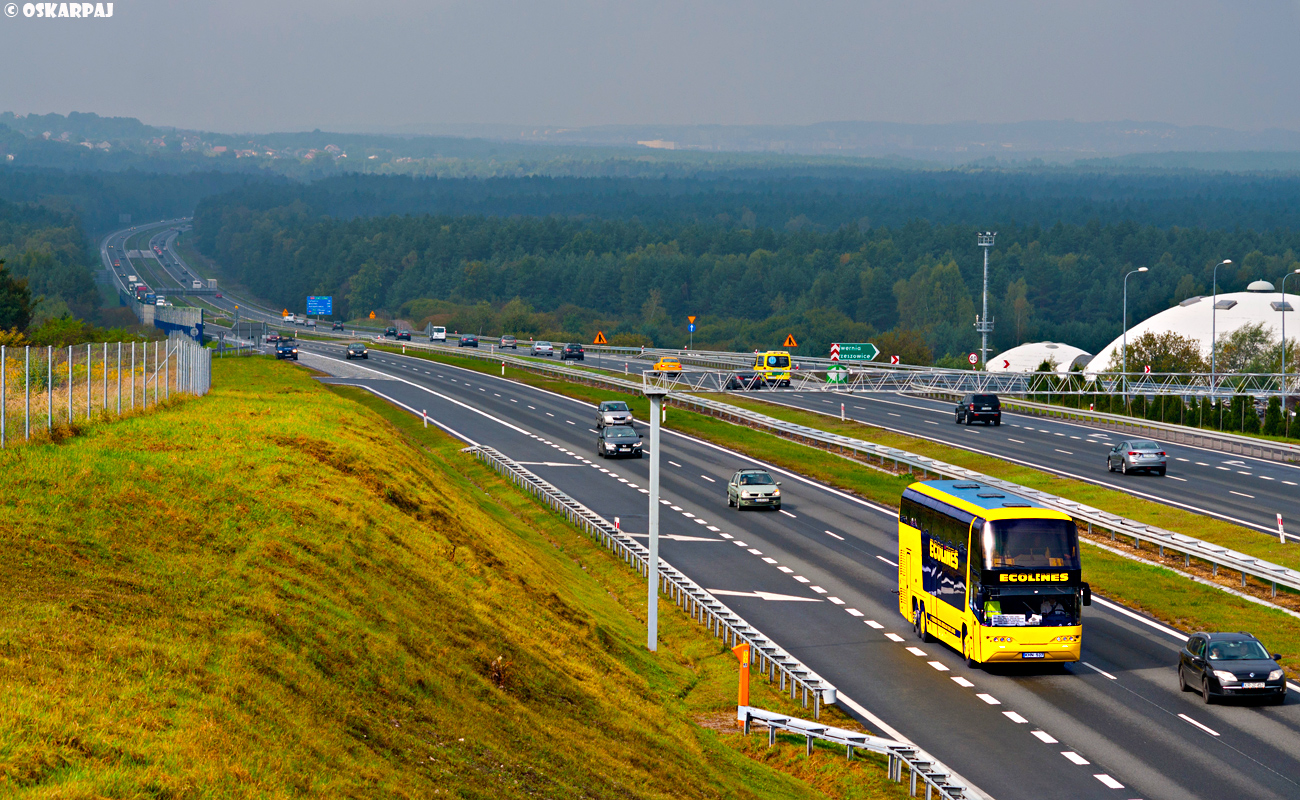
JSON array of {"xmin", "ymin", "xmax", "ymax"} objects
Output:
[
  {"xmin": 0, "ymin": 356, "xmax": 905, "ymax": 799},
  {"xmin": 374, "ymin": 347, "xmax": 1300, "ymax": 672}
]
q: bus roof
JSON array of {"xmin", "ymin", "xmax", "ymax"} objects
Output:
[{"xmin": 908, "ymin": 479, "xmax": 1062, "ymax": 516}]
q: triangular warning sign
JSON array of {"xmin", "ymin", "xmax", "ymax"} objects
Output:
[
  {"xmin": 783, "ymin": 334, "xmax": 798, "ymax": 347},
  {"xmin": 593, "ymin": 331, "xmax": 608, "ymax": 345}
]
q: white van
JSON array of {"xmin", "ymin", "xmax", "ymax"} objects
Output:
[{"xmin": 430, "ymin": 326, "xmax": 447, "ymax": 342}]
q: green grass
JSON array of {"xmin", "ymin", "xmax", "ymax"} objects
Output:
[{"xmin": 0, "ymin": 356, "xmax": 907, "ymax": 798}]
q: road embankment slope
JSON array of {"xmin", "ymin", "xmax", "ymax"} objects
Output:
[{"xmin": 0, "ymin": 357, "xmax": 898, "ymax": 799}]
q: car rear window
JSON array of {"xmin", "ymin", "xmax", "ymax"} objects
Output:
[
  {"xmin": 973, "ymin": 395, "xmax": 999, "ymax": 405},
  {"xmin": 1132, "ymin": 441, "xmax": 1159, "ymax": 449}
]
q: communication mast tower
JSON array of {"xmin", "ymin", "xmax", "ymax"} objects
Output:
[{"xmin": 975, "ymin": 232, "xmax": 997, "ymax": 367}]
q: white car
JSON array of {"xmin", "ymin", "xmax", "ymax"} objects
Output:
[
  {"xmin": 532, "ymin": 341, "xmax": 554, "ymax": 357},
  {"xmin": 155, "ymin": 297, "xmax": 166, "ymax": 306},
  {"xmin": 431, "ymin": 326, "xmax": 447, "ymax": 341}
]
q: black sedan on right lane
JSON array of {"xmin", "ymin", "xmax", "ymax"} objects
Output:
[
  {"xmin": 596, "ymin": 425, "xmax": 643, "ymax": 458},
  {"xmin": 1179, "ymin": 632, "xmax": 1287, "ymax": 704}
]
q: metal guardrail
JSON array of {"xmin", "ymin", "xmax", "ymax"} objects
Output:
[
  {"xmin": 738, "ymin": 706, "xmax": 981, "ymax": 800},
  {"xmin": 467, "ymin": 444, "xmax": 838, "ymax": 716}
]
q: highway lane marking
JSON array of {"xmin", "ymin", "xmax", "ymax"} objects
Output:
[
  {"xmin": 510, "ymin": 398, "xmax": 517, "ymax": 403},
  {"xmin": 762, "ymin": 557, "xmax": 778, "ymax": 564},
  {"xmin": 565, "ymin": 420, "xmax": 575, "ymax": 424},
  {"xmin": 888, "ymin": 412, "xmax": 901, "ymax": 417},
  {"xmin": 778, "ymin": 566, "xmax": 794, "ymax": 573},
  {"xmin": 905, "ymin": 647, "xmax": 927, "ymax": 656},
  {"xmin": 1178, "ymin": 713, "xmax": 1221, "ymax": 737},
  {"xmin": 976, "ymin": 694, "xmax": 1000, "ymax": 705},
  {"xmin": 733, "ymin": 541, "xmax": 749, "ymax": 547},
  {"xmin": 1216, "ymin": 466, "xmax": 1231, "ymax": 471},
  {"xmin": 683, "ymin": 512, "xmax": 696, "ymax": 518},
  {"xmin": 1286, "ymin": 481, "xmax": 1298, "ymax": 486},
  {"xmin": 1169, "ymin": 476, "xmax": 1187, "ymax": 481},
  {"xmin": 1002, "ymin": 712, "xmax": 1027, "ymax": 723},
  {"xmin": 1230, "ymin": 490, "xmax": 1255, "ymax": 498},
  {"xmin": 864, "ymin": 620, "xmax": 884, "ymax": 629},
  {"xmin": 720, "ymin": 533, "xmax": 734, "ymax": 539},
  {"xmin": 748, "ymin": 548, "xmax": 763, "ymax": 555},
  {"xmin": 706, "ymin": 589, "xmax": 823, "ymax": 602},
  {"xmin": 1030, "ymin": 730, "xmax": 1057, "ymax": 743},
  {"xmin": 1054, "ymin": 449, "xmax": 1073, "ymax": 455},
  {"xmin": 546, "ymin": 412, "xmax": 555, "ymax": 416},
  {"xmin": 528, "ymin": 405, "xmax": 536, "ymax": 409},
  {"xmin": 1237, "ymin": 471, "xmax": 1252, "ymax": 475},
  {"xmin": 1175, "ymin": 457, "xmax": 1188, "ymax": 461},
  {"xmin": 693, "ymin": 518, "xmax": 706, "ymax": 524},
  {"xmin": 1007, "ymin": 438, "xmax": 1025, "ymax": 443},
  {"xmin": 810, "ymin": 586, "xmax": 826, "ymax": 593},
  {"xmin": 793, "ymin": 576, "xmax": 810, "ymax": 583},
  {"xmin": 854, "ymin": 405, "xmax": 866, "ymax": 410},
  {"xmin": 951, "ymin": 677, "xmax": 974, "ymax": 688},
  {"xmin": 670, "ymin": 505, "xmax": 683, "ymax": 511},
  {"xmin": 669, "ymin": 461, "xmax": 683, "ymax": 467},
  {"xmin": 1061, "ymin": 752, "xmax": 1088, "ymax": 765},
  {"xmin": 514, "ymin": 462, "xmax": 584, "ymax": 467},
  {"xmin": 588, "ymin": 428, "xmax": 599, "ymax": 433},
  {"xmin": 827, "ymin": 597, "xmax": 845, "ymax": 605},
  {"xmin": 846, "ymin": 608, "xmax": 864, "ymax": 616},
  {"xmin": 779, "ymin": 509, "xmax": 797, "ymax": 518},
  {"xmin": 1196, "ymin": 461, "xmax": 1209, "ymax": 466},
  {"xmin": 1261, "ymin": 476, "xmax": 1275, "ymax": 480},
  {"xmin": 1080, "ymin": 662, "xmax": 1117, "ymax": 680},
  {"xmin": 625, "ymin": 533, "xmax": 724, "ymax": 542},
  {"xmin": 700, "ymin": 475, "xmax": 716, "ymax": 482},
  {"xmin": 876, "ymin": 555, "xmax": 898, "ymax": 567},
  {"xmin": 1093, "ymin": 774, "xmax": 1123, "ymax": 789},
  {"xmin": 928, "ymin": 661, "xmax": 949, "ymax": 672},
  {"xmin": 825, "ymin": 530, "xmax": 845, "ymax": 540},
  {"xmin": 707, "ymin": 525, "xmax": 720, "ymax": 531},
  {"xmin": 924, "ymin": 420, "xmax": 939, "ymax": 425}
]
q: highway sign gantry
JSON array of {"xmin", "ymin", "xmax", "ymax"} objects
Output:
[{"xmin": 830, "ymin": 342, "xmax": 877, "ymax": 361}]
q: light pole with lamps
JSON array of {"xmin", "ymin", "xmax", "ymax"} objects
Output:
[
  {"xmin": 1210, "ymin": 258, "xmax": 1233, "ymax": 384},
  {"xmin": 1122, "ymin": 267, "xmax": 1148, "ymax": 406},
  {"xmin": 1282, "ymin": 268, "xmax": 1300, "ymax": 437}
]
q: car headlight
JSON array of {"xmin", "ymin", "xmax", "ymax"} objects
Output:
[
  {"xmin": 1269, "ymin": 669, "xmax": 1284, "ymax": 681},
  {"xmin": 1213, "ymin": 670, "xmax": 1238, "ymax": 684},
  {"xmin": 742, "ymin": 491, "xmax": 753, "ymax": 498},
  {"xmin": 772, "ymin": 489, "xmax": 780, "ymax": 496}
]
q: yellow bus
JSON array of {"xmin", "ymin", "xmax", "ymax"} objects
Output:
[
  {"xmin": 753, "ymin": 350, "xmax": 792, "ymax": 386},
  {"xmin": 898, "ymin": 480, "xmax": 1090, "ymax": 665}
]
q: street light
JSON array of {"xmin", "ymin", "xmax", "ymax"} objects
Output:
[
  {"xmin": 643, "ymin": 384, "xmax": 669, "ymax": 652},
  {"xmin": 1122, "ymin": 267, "xmax": 1148, "ymax": 405},
  {"xmin": 1282, "ymin": 268, "xmax": 1300, "ymax": 435},
  {"xmin": 1210, "ymin": 259, "xmax": 1233, "ymax": 385}
]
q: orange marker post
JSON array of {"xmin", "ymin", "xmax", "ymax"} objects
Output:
[{"xmin": 732, "ymin": 642, "xmax": 751, "ymax": 725}]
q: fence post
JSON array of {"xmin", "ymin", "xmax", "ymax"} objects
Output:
[
  {"xmin": 131, "ymin": 342, "xmax": 136, "ymax": 410},
  {"xmin": 86, "ymin": 343, "xmax": 91, "ymax": 419},
  {"xmin": 117, "ymin": 342, "xmax": 122, "ymax": 416},
  {"xmin": 46, "ymin": 346, "xmax": 52, "ymax": 431},
  {"xmin": 25, "ymin": 346, "xmax": 30, "ymax": 440},
  {"xmin": 153, "ymin": 341, "xmax": 158, "ymax": 406},
  {"xmin": 165, "ymin": 340, "xmax": 170, "ymax": 401},
  {"xmin": 102, "ymin": 342, "xmax": 107, "ymax": 410}
]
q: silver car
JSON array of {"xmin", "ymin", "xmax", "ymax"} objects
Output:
[
  {"xmin": 727, "ymin": 468, "xmax": 781, "ymax": 510},
  {"xmin": 1106, "ymin": 439, "xmax": 1167, "ymax": 476},
  {"xmin": 531, "ymin": 340, "xmax": 554, "ymax": 357},
  {"xmin": 597, "ymin": 400, "xmax": 633, "ymax": 429}
]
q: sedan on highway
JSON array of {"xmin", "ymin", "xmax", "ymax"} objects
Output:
[
  {"xmin": 275, "ymin": 342, "xmax": 299, "ymax": 360},
  {"xmin": 384, "ymin": 326, "xmax": 398, "ymax": 338},
  {"xmin": 1179, "ymin": 632, "xmax": 1286, "ymax": 704},
  {"xmin": 396, "ymin": 330, "xmax": 412, "ymax": 341},
  {"xmin": 596, "ymin": 400, "xmax": 633, "ymax": 429},
  {"xmin": 459, "ymin": 334, "xmax": 479, "ymax": 348},
  {"xmin": 596, "ymin": 425, "xmax": 643, "ymax": 458},
  {"xmin": 345, "ymin": 343, "xmax": 368, "ymax": 360},
  {"xmin": 955, "ymin": 393, "xmax": 1002, "ymax": 426},
  {"xmin": 727, "ymin": 468, "xmax": 781, "ymax": 510},
  {"xmin": 1107, "ymin": 440, "xmax": 1167, "ymax": 476},
  {"xmin": 561, "ymin": 343, "xmax": 585, "ymax": 361},
  {"xmin": 500, "ymin": 335, "xmax": 518, "ymax": 349},
  {"xmin": 531, "ymin": 341, "xmax": 554, "ymax": 357},
  {"xmin": 332, "ymin": 321, "xmax": 345, "ymax": 331},
  {"xmin": 651, "ymin": 357, "xmax": 683, "ymax": 373},
  {"xmin": 724, "ymin": 371, "xmax": 766, "ymax": 390}
]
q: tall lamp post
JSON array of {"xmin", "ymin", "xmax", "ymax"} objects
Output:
[
  {"xmin": 1282, "ymin": 268, "xmax": 1300, "ymax": 436},
  {"xmin": 976, "ymin": 232, "xmax": 997, "ymax": 367},
  {"xmin": 1210, "ymin": 259, "xmax": 1233, "ymax": 386},
  {"xmin": 1122, "ymin": 267, "xmax": 1148, "ymax": 405},
  {"xmin": 643, "ymin": 383, "xmax": 668, "ymax": 652}
]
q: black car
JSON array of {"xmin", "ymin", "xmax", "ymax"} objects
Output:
[
  {"xmin": 725, "ymin": 371, "xmax": 767, "ymax": 391},
  {"xmin": 332, "ymin": 321, "xmax": 345, "ymax": 331},
  {"xmin": 955, "ymin": 394, "xmax": 1001, "ymax": 426},
  {"xmin": 384, "ymin": 326, "xmax": 398, "ymax": 338},
  {"xmin": 396, "ymin": 330, "xmax": 412, "ymax": 341},
  {"xmin": 597, "ymin": 425, "xmax": 643, "ymax": 458},
  {"xmin": 459, "ymin": 334, "xmax": 479, "ymax": 348},
  {"xmin": 1179, "ymin": 632, "xmax": 1286, "ymax": 704},
  {"xmin": 275, "ymin": 341, "xmax": 299, "ymax": 360},
  {"xmin": 345, "ymin": 342, "xmax": 368, "ymax": 360},
  {"xmin": 561, "ymin": 343, "xmax": 585, "ymax": 361}
]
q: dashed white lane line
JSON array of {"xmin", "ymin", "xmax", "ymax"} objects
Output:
[
  {"xmin": 670, "ymin": 505, "xmax": 683, "ymax": 511},
  {"xmin": 865, "ymin": 620, "xmax": 884, "ymax": 629},
  {"xmin": 762, "ymin": 557, "xmax": 779, "ymax": 564},
  {"xmin": 1237, "ymin": 470, "xmax": 1252, "ymax": 475},
  {"xmin": 733, "ymin": 541, "xmax": 749, "ymax": 547},
  {"xmin": 546, "ymin": 412, "xmax": 554, "ymax": 416},
  {"xmin": 720, "ymin": 533, "xmax": 734, "ymax": 539},
  {"xmin": 701, "ymin": 475, "xmax": 716, "ymax": 482},
  {"xmin": 1178, "ymin": 713, "xmax": 1220, "ymax": 737},
  {"xmin": 794, "ymin": 576, "xmax": 810, "ymax": 583},
  {"xmin": 1007, "ymin": 438, "xmax": 1025, "ymax": 444},
  {"xmin": 1081, "ymin": 661, "xmax": 1117, "ymax": 680},
  {"xmin": 779, "ymin": 509, "xmax": 797, "ymax": 518},
  {"xmin": 976, "ymin": 693, "xmax": 1001, "ymax": 705},
  {"xmin": 1285, "ymin": 480, "xmax": 1299, "ymax": 486},
  {"xmin": 1261, "ymin": 475, "xmax": 1275, "ymax": 481},
  {"xmin": 707, "ymin": 525, "xmax": 719, "ymax": 531},
  {"xmin": 888, "ymin": 412, "xmax": 901, "ymax": 417},
  {"xmin": 810, "ymin": 586, "xmax": 827, "ymax": 594},
  {"xmin": 1230, "ymin": 490, "xmax": 1255, "ymax": 498},
  {"xmin": 683, "ymin": 512, "xmax": 696, "ymax": 518},
  {"xmin": 884, "ymin": 633, "xmax": 905, "ymax": 642},
  {"xmin": 925, "ymin": 420, "xmax": 939, "ymax": 425},
  {"xmin": 827, "ymin": 597, "xmax": 845, "ymax": 605},
  {"xmin": 825, "ymin": 530, "xmax": 845, "ymax": 540},
  {"xmin": 669, "ymin": 461, "xmax": 683, "ymax": 467},
  {"xmin": 1003, "ymin": 711, "xmax": 1028, "ymax": 724},
  {"xmin": 928, "ymin": 661, "xmax": 949, "ymax": 672},
  {"xmin": 1055, "ymin": 449, "xmax": 1073, "ymax": 455},
  {"xmin": 905, "ymin": 647, "xmax": 928, "ymax": 657},
  {"xmin": 846, "ymin": 608, "xmax": 864, "ymax": 617},
  {"xmin": 748, "ymin": 548, "xmax": 763, "ymax": 555},
  {"xmin": 1169, "ymin": 476, "xmax": 1188, "ymax": 481},
  {"xmin": 778, "ymin": 566, "xmax": 794, "ymax": 573},
  {"xmin": 876, "ymin": 555, "xmax": 899, "ymax": 567},
  {"xmin": 1061, "ymin": 752, "xmax": 1089, "ymax": 765},
  {"xmin": 951, "ymin": 676, "xmax": 974, "ymax": 688},
  {"xmin": 1031, "ymin": 730, "xmax": 1058, "ymax": 744},
  {"xmin": 510, "ymin": 398, "xmax": 517, "ymax": 403},
  {"xmin": 693, "ymin": 518, "xmax": 707, "ymax": 524},
  {"xmin": 1094, "ymin": 774, "xmax": 1124, "ymax": 790}
]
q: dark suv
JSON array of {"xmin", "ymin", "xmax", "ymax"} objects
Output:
[
  {"xmin": 332, "ymin": 321, "xmax": 345, "ymax": 331},
  {"xmin": 459, "ymin": 334, "xmax": 479, "ymax": 348},
  {"xmin": 561, "ymin": 343, "xmax": 585, "ymax": 361},
  {"xmin": 956, "ymin": 394, "xmax": 1001, "ymax": 426},
  {"xmin": 1179, "ymin": 632, "xmax": 1286, "ymax": 704},
  {"xmin": 345, "ymin": 342, "xmax": 368, "ymax": 360},
  {"xmin": 384, "ymin": 326, "xmax": 397, "ymax": 338},
  {"xmin": 275, "ymin": 341, "xmax": 299, "ymax": 360}
]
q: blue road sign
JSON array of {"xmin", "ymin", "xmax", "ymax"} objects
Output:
[
  {"xmin": 688, "ymin": 323, "xmax": 696, "ymax": 332},
  {"xmin": 306, "ymin": 296, "xmax": 333, "ymax": 315}
]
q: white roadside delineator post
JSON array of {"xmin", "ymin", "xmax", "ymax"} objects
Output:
[{"xmin": 423, "ymin": 409, "xmax": 428, "ymax": 429}]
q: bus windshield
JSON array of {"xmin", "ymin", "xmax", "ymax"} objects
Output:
[
  {"xmin": 983, "ymin": 518, "xmax": 1079, "ymax": 570},
  {"xmin": 983, "ymin": 592, "xmax": 1079, "ymax": 627}
]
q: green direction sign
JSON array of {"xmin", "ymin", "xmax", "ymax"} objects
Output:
[
  {"xmin": 832, "ymin": 342, "xmax": 879, "ymax": 361},
  {"xmin": 825, "ymin": 363, "xmax": 849, "ymax": 384}
]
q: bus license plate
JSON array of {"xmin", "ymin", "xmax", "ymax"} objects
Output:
[
  {"xmin": 1242, "ymin": 682, "xmax": 1266, "ymax": 689},
  {"xmin": 1021, "ymin": 652, "xmax": 1045, "ymax": 659}
]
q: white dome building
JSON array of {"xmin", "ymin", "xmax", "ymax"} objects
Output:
[
  {"xmin": 988, "ymin": 342, "xmax": 1092, "ymax": 374},
  {"xmin": 1085, "ymin": 281, "xmax": 1297, "ymax": 374}
]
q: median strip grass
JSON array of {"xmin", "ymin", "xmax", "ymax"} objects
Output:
[{"xmin": 0, "ymin": 355, "xmax": 908, "ymax": 799}]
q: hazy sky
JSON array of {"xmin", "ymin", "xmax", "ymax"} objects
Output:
[{"xmin": 2, "ymin": 0, "xmax": 1299, "ymax": 133}]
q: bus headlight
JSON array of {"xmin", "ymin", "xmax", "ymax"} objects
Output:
[{"xmin": 1213, "ymin": 670, "xmax": 1238, "ymax": 684}]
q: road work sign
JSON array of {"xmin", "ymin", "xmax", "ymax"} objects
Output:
[{"xmin": 783, "ymin": 334, "xmax": 798, "ymax": 347}]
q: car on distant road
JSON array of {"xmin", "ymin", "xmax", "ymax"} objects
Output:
[
  {"xmin": 955, "ymin": 394, "xmax": 1002, "ymax": 426},
  {"xmin": 266, "ymin": 333, "xmax": 280, "ymax": 344},
  {"xmin": 727, "ymin": 468, "xmax": 781, "ymax": 510},
  {"xmin": 215, "ymin": 293, "xmax": 222, "ymax": 299},
  {"xmin": 724, "ymin": 371, "xmax": 766, "ymax": 390},
  {"xmin": 332, "ymin": 321, "xmax": 345, "ymax": 331},
  {"xmin": 345, "ymin": 342, "xmax": 368, "ymax": 360},
  {"xmin": 500, "ymin": 335, "xmax": 518, "ymax": 349},
  {"xmin": 596, "ymin": 400, "xmax": 634, "ymax": 429},
  {"xmin": 431, "ymin": 326, "xmax": 447, "ymax": 342},
  {"xmin": 384, "ymin": 326, "xmax": 398, "ymax": 338},
  {"xmin": 1107, "ymin": 440, "xmax": 1167, "ymax": 476},
  {"xmin": 459, "ymin": 334, "xmax": 479, "ymax": 348},
  {"xmin": 275, "ymin": 341, "xmax": 299, "ymax": 360},
  {"xmin": 1179, "ymin": 632, "xmax": 1286, "ymax": 704},
  {"xmin": 651, "ymin": 357, "xmax": 683, "ymax": 373},
  {"xmin": 560, "ymin": 343, "xmax": 585, "ymax": 361},
  {"xmin": 396, "ymin": 330, "xmax": 412, "ymax": 341},
  {"xmin": 531, "ymin": 341, "xmax": 554, "ymax": 357},
  {"xmin": 597, "ymin": 425, "xmax": 643, "ymax": 458}
]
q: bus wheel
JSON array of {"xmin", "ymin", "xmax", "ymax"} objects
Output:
[
  {"xmin": 914, "ymin": 607, "xmax": 933, "ymax": 643},
  {"xmin": 963, "ymin": 630, "xmax": 977, "ymax": 667}
]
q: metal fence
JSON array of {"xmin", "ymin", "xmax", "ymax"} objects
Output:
[
  {"xmin": 467, "ymin": 444, "xmax": 838, "ymax": 715},
  {"xmin": 0, "ymin": 338, "xmax": 211, "ymax": 448},
  {"xmin": 738, "ymin": 706, "xmax": 981, "ymax": 800}
]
